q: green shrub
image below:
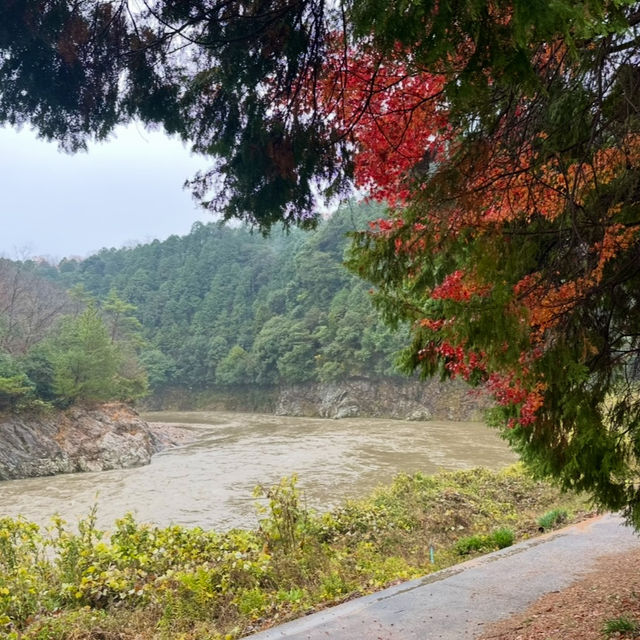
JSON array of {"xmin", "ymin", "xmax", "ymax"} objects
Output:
[
  {"xmin": 236, "ymin": 588, "xmax": 270, "ymax": 618},
  {"xmin": 0, "ymin": 374, "xmax": 36, "ymax": 411},
  {"xmin": 455, "ymin": 528, "xmax": 514, "ymax": 555},
  {"xmin": 454, "ymin": 534, "xmax": 490, "ymax": 555},
  {"xmin": 491, "ymin": 528, "xmax": 515, "ymax": 549},
  {"xmin": 537, "ymin": 508, "xmax": 568, "ymax": 531},
  {"xmin": 318, "ymin": 572, "xmax": 350, "ymax": 600},
  {"xmin": 0, "ymin": 517, "xmax": 55, "ymax": 627},
  {"xmin": 254, "ymin": 475, "xmax": 309, "ymax": 554}
]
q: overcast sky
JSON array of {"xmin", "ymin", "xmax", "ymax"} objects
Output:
[{"xmin": 1, "ymin": 124, "xmax": 214, "ymax": 262}]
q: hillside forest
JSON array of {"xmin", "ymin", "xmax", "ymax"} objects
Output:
[{"xmin": 0, "ymin": 202, "xmax": 408, "ymax": 411}]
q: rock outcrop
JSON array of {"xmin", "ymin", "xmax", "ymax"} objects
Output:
[
  {"xmin": 0, "ymin": 403, "xmax": 161, "ymax": 481},
  {"xmin": 275, "ymin": 378, "xmax": 488, "ymax": 421},
  {"xmin": 144, "ymin": 377, "xmax": 489, "ymax": 420}
]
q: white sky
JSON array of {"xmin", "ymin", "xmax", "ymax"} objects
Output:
[{"xmin": 0, "ymin": 124, "xmax": 214, "ymax": 262}]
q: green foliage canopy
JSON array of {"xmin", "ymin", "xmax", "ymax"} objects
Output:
[
  {"xmin": 0, "ymin": 278, "xmax": 148, "ymax": 411},
  {"xmin": 37, "ymin": 203, "xmax": 408, "ymax": 394},
  {"xmin": 48, "ymin": 306, "xmax": 122, "ymax": 404}
]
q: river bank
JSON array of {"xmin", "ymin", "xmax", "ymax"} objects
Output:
[
  {"xmin": 0, "ymin": 375, "xmax": 487, "ymax": 483},
  {"xmin": 0, "ymin": 404, "xmax": 195, "ymax": 481},
  {"xmin": 143, "ymin": 377, "xmax": 488, "ymax": 421},
  {"xmin": 0, "ymin": 411, "xmax": 516, "ymax": 530},
  {"xmin": 0, "ymin": 466, "xmax": 590, "ymax": 640}
]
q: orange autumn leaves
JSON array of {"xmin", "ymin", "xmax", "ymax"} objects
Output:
[{"xmin": 511, "ymin": 138, "xmax": 640, "ymax": 340}]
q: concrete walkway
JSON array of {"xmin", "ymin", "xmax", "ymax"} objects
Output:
[{"xmin": 245, "ymin": 513, "xmax": 640, "ymax": 640}]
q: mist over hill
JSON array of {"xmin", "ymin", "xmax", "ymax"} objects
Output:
[{"xmin": 30, "ymin": 201, "xmax": 409, "ymax": 401}]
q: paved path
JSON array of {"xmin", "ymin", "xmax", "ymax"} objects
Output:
[{"xmin": 245, "ymin": 513, "xmax": 640, "ymax": 639}]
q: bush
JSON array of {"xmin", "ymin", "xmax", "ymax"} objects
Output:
[
  {"xmin": 537, "ymin": 509, "xmax": 568, "ymax": 531},
  {"xmin": 0, "ymin": 353, "xmax": 37, "ymax": 411},
  {"xmin": 491, "ymin": 528, "xmax": 515, "ymax": 549},
  {"xmin": 455, "ymin": 528, "xmax": 514, "ymax": 555},
  {"xmin": 454, "ymin": 534, "xmax": 490, "ymax": 555}
]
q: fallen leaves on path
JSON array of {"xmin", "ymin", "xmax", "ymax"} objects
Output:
[{"xmin": 479, "ymin": 548, "xmax": 640, "ymax": 639}]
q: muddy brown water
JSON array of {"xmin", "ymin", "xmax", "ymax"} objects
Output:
[{"xmin": 0, "ymin": 411, "xmax": 516, "ymax": 531}]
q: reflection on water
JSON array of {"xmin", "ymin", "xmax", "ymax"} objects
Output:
[{"xmin": 0, "ymin": 411, "xmax": 516, "ymax": 530}]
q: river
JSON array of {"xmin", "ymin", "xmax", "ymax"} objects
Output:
[{"xmin": 0, "ymin": 411, "xmax": 516, "ymax": 531}]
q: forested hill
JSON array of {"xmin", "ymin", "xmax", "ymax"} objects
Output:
[{"xmin": 43, "ymin": 202, "xmax": 408, "ymax": 396}]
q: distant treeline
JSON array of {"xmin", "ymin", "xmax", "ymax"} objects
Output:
[{"xmin": 0, "ymin": 202, "xmax": 407, "ymax": 409}]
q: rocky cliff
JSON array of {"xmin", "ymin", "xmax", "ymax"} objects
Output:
[
  {"xmin": 0, "ymin": 403, "xmax": 161, "ymax": 481},
  {"xmin": 145, "ymin": 377, "xmax": 489, "ymax": 420},
  {"xmin": 275, "ymin": 378, "xmax": 488, "ymax": 420}
]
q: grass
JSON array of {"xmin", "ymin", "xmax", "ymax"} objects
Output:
[
  {"xmin": 537, "ymin": 508, "xmax": 568, "ymax": 531},
  {"xmin": 454, "ymin": 527, "xmax": 515, "ymax": 555},
  {"xmin": 603, "ymin": 616, "xmax": 639, "ymax": 637},
  {"xmin": 0, "ymin": 465, "xmax": 589, "ymax": 640}
]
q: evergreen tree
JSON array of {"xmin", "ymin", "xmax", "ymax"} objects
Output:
[
  {"xmin": 0, "ymin": 352, "xmax": 35, "ymax": 411},
  {"xmin": 48, "ymin": 306, "xmax": 121, "ymax": 404}
]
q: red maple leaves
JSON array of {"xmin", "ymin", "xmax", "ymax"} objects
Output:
[
  {"xmin": 317, "ymin": 45, "xmax": 449, "ymax": 204},
  {"xmin": 319, "ymin": 39, "xmax": 640, "ymax": 429}
]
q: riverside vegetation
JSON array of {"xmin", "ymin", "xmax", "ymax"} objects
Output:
[{"xmin": 0, "ymin": 466, "xmax": 588, "ymax": 640}]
